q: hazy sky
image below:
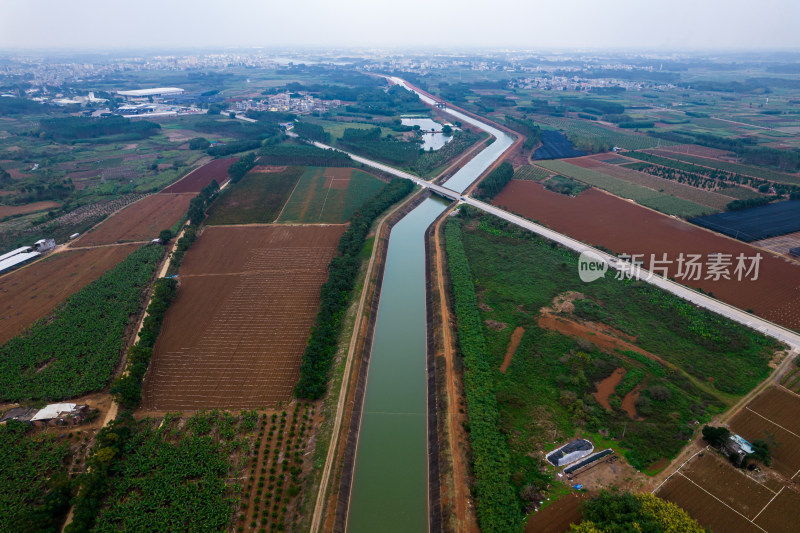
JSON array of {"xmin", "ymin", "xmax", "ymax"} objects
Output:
[{"xmin": 1, "ymin": 0, "xmax": 798, "ymax": 51}]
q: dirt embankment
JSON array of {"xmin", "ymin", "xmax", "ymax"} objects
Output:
[{"xmin": 500, "ymin": 327, "xmax": 525, "ymax": 373}]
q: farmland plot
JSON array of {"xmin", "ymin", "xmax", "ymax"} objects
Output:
[
  {"xmin": 204, "ymin": 166, "xmax": 303, "ymax": 225},
  {"xmin": 0, "ymin": 244, "xmax": 139, "ymax": 345},
  {"xmin": 729, "ymin": 387, "xmax": 800, "ymax": 478},
  {"xmin": 492, "ymin": 180, "xmax": 800, "ymax": 331},
  {"xmin": 141, "ymin": 225, "xmax": 345, "ymax": 410},
  {"xmin": 71, "ymin": 193, "xmax": 194, "ymax": 246},
  {"xmin": 591, "ymin": 161, "xmax": 730, "ymax": 211},
  {"xmin": 277, "ymin": 166, "xmax": 385, "ymax": 223},
  {"xmin": 161, "ymin": 156, "xmax": 236, "ymax": 193}
]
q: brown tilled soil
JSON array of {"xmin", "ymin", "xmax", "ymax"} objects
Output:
[
  {"xmin": 524, "ymin": 493, "xmax": 587, "ymax": 533},
  {"xmin": 0, "ymin": 201, "xmax": 61, "ymax": 218},
  {"xmin": 593, "ymin": 367, "xmax": 626, "ymax": 410},
  {"xmin": 140, "ymin": 224, "xmax": 344, "ymax": 411},
  {"xmin": 72, "ymin": 193, "xmax": 194, "ymax": 247},
  {"xmin": 500, "ymin": 326, "xmax": 525, "ymax": 373},
  {"xmin": 324, "ymin": 167, "xmax": 351, "ymax": 190},
  {"xmin": 621, "ymin": 386, "xmax": 643, "ymax": 420},
  {"xmin": 0, "ymin": 245, "xmax": 140, "ymax": 344},
  {"xmin": 161, "ymin": 157, "xmax": 236, "ymax": 193},
  {"xmin": 493, "ymin": 180, "xmax": 800, "ymax": 331}
]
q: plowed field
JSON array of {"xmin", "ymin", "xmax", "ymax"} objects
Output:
[
  {"xmin": 492, "ymin": 180, "xmax": 800, "ymax": 331},
  {"xmin": 729, "ymin": 387, "xmax": 800, "ymax": 478},
  {"xmin": 72, "ymin": 193, "xmax": 194, "ymax": 246},
  {"xmin": 0, "ymin": 244, "xmax": 140, "ymax": 345},
  {"xmin": 141, "ymin": 224, "xmax": 345, "ymax": 410},
  {"xmin": 0, "ymin": 201, "xmax": 60, "ymax": 218},
  {"xmin": 161, "ymin": 157, "xmax": 236, "ymax": 193},
  {"xmin": 657, "ymin": 448, "xmax": 796, "ymax": 532}
]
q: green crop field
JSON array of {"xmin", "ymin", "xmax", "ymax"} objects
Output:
[
  {"xmin": 513, "ymin": 164, "xmax": 553, "ymax": 181},
  {"xmin": 277, "ymin": 167, "xmax": 386, "ymax": 223},
  {"xmin": 0, "ymin": 421, "xmax": 71, "ymax": 531},
  {"xmin": 445, "ymin": 212, "xmax": 778, "ymax": 530},
  {"xmin": 204, "ymin": 166, "xmax": 303, "ymax": 225},
  {"xmin": 533, "ymin": 115, "xmax": 676, "ymax": 150},
  {"xmin": 537, "ymin": 160, "xmax": 714, "ymax": 217},
  {"xmin": 0, "ymin": 244, "xmax": 163, "ymax": 402},
  {"xmin": 86, "ymin": 411, "xmax": 258, "ymax": 532}
]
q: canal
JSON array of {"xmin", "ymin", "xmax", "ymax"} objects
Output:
[{"xmin": 346, "ymin": 79, "xmax": 514, "ymax": 532}]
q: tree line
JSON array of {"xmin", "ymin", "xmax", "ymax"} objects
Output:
[
  {"xmin": 475, "ymin": 162, "xmax": 514, "ymax": 199},
  {"xmin": 259, "ymin": 143, "xmax": 353, "ymax": 167},
  {"xmin": 38, "ymin": 116, "xmax": 160, "ymax": 142}
]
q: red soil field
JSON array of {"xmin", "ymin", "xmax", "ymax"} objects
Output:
[
  {"xmin": 524, "ymin": 493, "xmax": 586, "ymax": 533},
  {"xmin": 566, "ymin": 156, "xmax": 603, "ymax": 168},
  {"xmin": 72, "ymin": 193, "xmax": 194, "ymax": 247},
  {"xmin": 141, "ymin": 224, "xmax": 345, "ymax": 411},
  {"xmin": 753, "ymin": 487, "xmax": 800, "ymax": 533},
  {"xmin": 658, "ymin": 473, "xmax": 763, "ymax": 532},
  {"xmin": 0, "ymin": 245, "xmax": 140, "ymax": 345},
  {"xmin": 324, "ymin": 167, "xmax": 353, "ymax": 189},
  {"xmin": 658, "ymin": 451, "xmax": 791, "ymax": 532},
  {"xmin": 729, "ymin": 387, "xmax": 800, "ymax": 478},
  {"xmin": 161, "ymin": 157, "xmax": 237, "ymax": 193},
  {"xmin": 493, "ymin": 180, "xmax": 800, "ymax": 331},
  {"xmin": 0, "ymin": 201, "xmax": 60, "ymax": 218}
]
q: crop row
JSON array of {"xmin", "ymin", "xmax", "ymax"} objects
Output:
[
  {"xmin": 644, "ymin": 149, "xmax": 800, "ymax": 186},
  {"xmin": 0, "ymin": 244, "xmax": 164, "ymax": 402},
  {"xmin": 512, "ymin": 165, "xmax": 552, "ymax": 182},
  {"xmin": 238, "ymin": 403, "xmax": 313, "ymax": 532},
  {"xmin": 536, "ymin": 160, "xmax": 713, "ymax": 218}
]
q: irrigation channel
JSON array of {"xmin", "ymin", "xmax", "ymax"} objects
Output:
[{"xmin": 345, "ymin": 79, "xmax": 514, "ymax": 532}]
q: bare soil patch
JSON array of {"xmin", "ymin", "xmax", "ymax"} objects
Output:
[
  {"xmin": 141, "ymin": 224, "xmax": 345, "ymax": 410},
  {"xmin": 0, "ymin": 245, "xmax": 139, "ymax": 345},
  {"xmin": 72, "ymin": 193, "xmax": 193, "ymax": 246},
  {"xmin": 0, "ymin": 201, "xmax": 60, "ymax": 218},
  {"xmin": 484, "ymin": 319, "xmax": 507, "ymax": 331},
  {"xmin": 500, "ymin": 326, "xmax": 525, "ymax": 373},
  {"xmin": 161, "ymin": 157, "xmax": 236, "ymax": 193},
  {"xmin": 524, "ymin": 493, "xmax": 586, "ymax": 533},
  {"xmin": 593, "ymin": 367, "xmax": 626, "ymax": 410},
  {"xmin": 621, "ymin": 386, "xmax": 643, "ymax": 420}
]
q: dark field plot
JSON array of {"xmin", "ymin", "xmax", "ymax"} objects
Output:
[
  {"xmin": 532, "ymin": 130, "xmax": 587, "ymax": 160},
  {"xmin": 204, "ymin": 166, "xmax": 303, "ymax": 225},
  {"xmin": 161, "ymin": 157, "xmax": 236, "ymax": 193},
  {"xmin": 691, "ymin": 200, "xmax": 800, "ymax": 242}
]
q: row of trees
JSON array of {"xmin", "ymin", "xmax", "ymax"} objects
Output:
[
  {"xmin": 444, "ymin": 219, "xmax": 522, "ymax": 532},
  {"xmin": 207, "ymin": 139, "xmax": 261, "ymax": 157},
  {"xmin": 259, "ymin": 143, "xmax": 353, "ymax": 167},
  {"xmin": 726, "ymin": 196, "xmax": 773, "ymax": 211},
  {"xmin": 188, "ymin": 179, "xmax": 221, "ymax": 225},
  {"xmin": 294, "ymin": 178, "xmax": 414, "ymax": 399},
  {"xmin": 227, "ymin": 152, "xmax": 257, "ymax": 184},
  {"xmin": 292, "ymin": 121, "xmax": 329, "ymax": 143},
  {"xmin": 504, "ymin": 115, "xmax": 542, "ymax": 151},
  {"xmin": 38, "ymin": 116, "xmax": 160, "ymax": 142},
  {"xmin": 475, "ymin": 162, "xmax": 514, "ymax": 199},
  {"xmin": 110, "ymin": 277, "xmax": 178, "ymax": 409}
]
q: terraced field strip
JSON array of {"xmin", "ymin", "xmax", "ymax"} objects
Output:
[
  {"xmin": 590, "ymin": 161, "xmax": 730, "ymax": 210},
  {"xmin": 141, "ymin": 225, "xmax": 345, "ymax": 410},
  {"xmin": 536, "ymin": 159, "xmax": 713, "ymax": 218},
  {"xmin": 644, "ymin": 149, "xmax": 800, "ymax": 185}
]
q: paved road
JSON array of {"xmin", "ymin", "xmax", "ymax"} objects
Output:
[{"xmin": 304, "ymin": 80, "xmax": 800, "ymax": 351}]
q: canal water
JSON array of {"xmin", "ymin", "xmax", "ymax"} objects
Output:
[
  {"xmin": 401, "ymin": 117, "xmax": 452, "ymax": 152},
  {"xmin": 347, "ymin": 79, "xmax": 514, "ymax": 532}
]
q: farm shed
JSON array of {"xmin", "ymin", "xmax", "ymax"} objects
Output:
[
  {"xmin": 33, "ymin": 238, "xmax": 56, "ymax": 252},
  {"xmin": 30, "ymin": 403, "xmax": 89, "ymax": 427},
  {"xmin": 725, "ymin": 433, "xmax": 754, "ymax": 465},
  {"xmin": 547, "ymin": 439, "xmax": 594, "ymax": 466},
  {"xmin": 0, "ymin": 251, "xmax": 40, "ymax": 274}
]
